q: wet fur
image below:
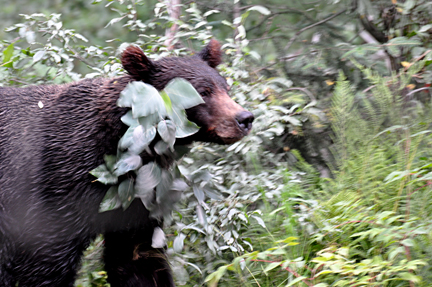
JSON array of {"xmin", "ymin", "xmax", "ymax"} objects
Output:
[{"xmin": 0, "ymin": 40, "xmax": 248, "ymax": 286}]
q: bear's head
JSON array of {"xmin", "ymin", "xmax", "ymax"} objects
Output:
[{"xmin": 120, "ymin": 40, "xmax": 254, "ymax": 145}]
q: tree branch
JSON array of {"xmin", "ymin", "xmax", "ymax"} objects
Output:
[{"xmin": 284, "ymin": 9, "xmax": 347, "ymax": 51}]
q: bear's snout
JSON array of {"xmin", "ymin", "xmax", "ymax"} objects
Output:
[{"xmin": 235, "ymin": 111, "xmax": 254, "ymax": 134}]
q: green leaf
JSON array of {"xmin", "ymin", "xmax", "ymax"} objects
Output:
[
  {"xmin": 138, "ymin": 113, "xmax": 160, "ymax": 130},
  {"xmin": 103, "ymin": 155, "xmax": 117, "ymax": 172},
  {"xmin": 386, "ymin": 37, "xmax": 421, "ymax": 57},
  {"xmin": 247, "ymin": 5, "xmax": 271, "ymax": 15},
  {"xmin": 389, "ymin": 246, "xmax": 404, "ymax": 261},
  {"xmin": 419, "ymin": 24, "xmax": 432, "ymax": 33},
  {"xmin": 171, "ymin": 179, "xmax": 189, "ymax": 192},
  {"xmin": 193, "ymin": 185, "xmax": 205, "ymax": 204},
  {"xmin": 158, "ymin": 120, "xmax": 176, "ymax": 149},
  {"xmin": 160, "ymin": 90, "xmax": 173, "ymax": 112},
  {"xmin": 154, "ymin": 140, "xmax": 169, "ymax": 156},
  {"xmin": 129, "ymin": 125, "xmax": 156, "ymax": 154},
  {"xmin": 131, "ymin": 82, "xmax": 166, "ymax": 118},
  {"xmin": 190, "ymin": 169, "xmax": 212, "ymax": 183},
  {"xmin": 342, "ymin": 44, "xmax": 380, "ymax": 59},
  {"xmin": 389, "ymin": 36, "xmax": 422, "ymax": 46},
  {"xmin": 117, "ymin": 86, "xmax": 134, "ymax": 108},
  {"xmin": 286, "ymin": 276, "xmax": 307, "ymax": 286},
  {"xmin": 105, "ymin": 16, "xmax": 125, "ymax": 28},
  {"xmin": 113, "ymin": 153, "xmax": 142, "ymax": 176},
  {"xmin": 120, "ymin": 111, "xmax": 139, "ymax": 127},
  {"xmin": 119, "ymin": 81, "xmax": 166, "ymax": 117},
  {"xmin": 164, "ymin": 78, "xmax": 205, "ymax": 110},
  {"xmin": 263, "ymin": 262, "xmax": 280, "ymax": 273},
  {"xmin": 173, "ymin": 233, "xmax": 186, "ymax": 253},
  {"xmin": 203, "ymin": 186, "xmax": 223, "ymax": 200},
  {"xmin": 277, "ymin": 237, "xmax": 298, "ymax": 244},
  {"xmin": 203, "ymin": 10, "xmax": 220, "ymax": 17},
  {"xmin": 171, "ymin": 106, "xmax": 200, "ymax": 138},
  {"xmin": 118, "ymin": 178, "xmax": 135, "ymax": 210},
  {"xmin": 387, "ymin": 44, "xmax": 401, "ymax": 57},
  {"xmin": 33, "ymin": 50, "xmax": 45, "ymax": 62},
  {"xmin": 151, "ymin": 227, "xmax": 166, "ymax": 248},
  {"xmin": 136, "ymin": 162, "xmax": 162, "ymax": 209},
  {"xmin": 155, "ymin": 169, "xmax": 174, "ymax": 203},
  {"xmin": 252, "ymin": 215, "xmax": 266, "ymax": 228},
  {"xmin": 118, "ymin": 126, "xmax": 135, "ymax": 151},
  {"xmin": 2, "ymin": 43, "xmax": 14, "ymax": 65},
  {"xmin": 204, "ymin": 265, "xmax": 228, "ymax": 287},
  {"xmin": 99, "ymin": 186, "xmax": 121, "ymax": 212},
  {"xmin": 90, "ymin": 164, "xmax": 118, "ymax": 185},
  {"xmin": 313, "ymin": 282, "xmax": 329, "ymax": 287},
  {"xmin": 399, "ymin": 272, "xmax": 421, "ymax": 283},
  {"xmin": 196, "ymin": 205, "xmax": 207, "ymax": 226},
  {"xmin": 401, "ymin": 238, "xmax": 415, "ymax": 247},
  {"xmin": 403, "ymin": 0, "xmax": 415, "ymax": 12}
]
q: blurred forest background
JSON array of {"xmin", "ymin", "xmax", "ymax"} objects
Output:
[{"xmin": 1, "ymin": 0, "xmax": 432, "ymax": 286}]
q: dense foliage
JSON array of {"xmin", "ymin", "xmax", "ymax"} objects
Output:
[{"xmin": 1, "ymin": 0, "xmax": 431, "ymax": 286}]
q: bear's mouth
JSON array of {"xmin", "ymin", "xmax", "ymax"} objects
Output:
[{"xmin": 206, "ymin": 126, "xmax": 250, "ymax": 145}]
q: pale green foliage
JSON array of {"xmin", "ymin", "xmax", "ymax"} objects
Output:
[
  {"xmin": 91, "ymin": 78, "xmax": 203, "ymax": 219},
  {"xmin": 216, "ymin": 66, "xmax": 432, "ymax": 286}
]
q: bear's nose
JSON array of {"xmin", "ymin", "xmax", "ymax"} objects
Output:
[{"xmin": 236, "ymin": 111, "xmax": 254, "ymax": 133}]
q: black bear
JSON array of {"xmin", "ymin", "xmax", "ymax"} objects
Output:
[{"xmin": 0, "ymin": 39, "xmax": 254, "ymax": 287}]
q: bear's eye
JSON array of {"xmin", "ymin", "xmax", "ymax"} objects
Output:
[{"xmin": 199, "ymin": 89, "xmax": 212, "ymax": 98}]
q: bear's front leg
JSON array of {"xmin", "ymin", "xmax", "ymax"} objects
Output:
[{"xmin": 103, "ymin": 229, "xmax": 175, "ymax": 287}]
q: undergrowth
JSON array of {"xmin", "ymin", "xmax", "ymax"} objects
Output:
[{"xmin": 208, "ymin": 62, "xmax": 432, "ymax": 287}]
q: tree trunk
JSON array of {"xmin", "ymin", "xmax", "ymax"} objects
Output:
[{"xmin": 164, "ymin": 0, "xmax": 181, "ymax": 50}]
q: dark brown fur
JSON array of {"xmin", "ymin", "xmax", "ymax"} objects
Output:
[{"xmin": 0, "ymin": 40, "xmax": 253, "ymax": 287}]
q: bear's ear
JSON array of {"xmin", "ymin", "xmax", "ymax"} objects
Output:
[
  {"xmin": 121, "ymin": 46, "xmax": 155, "ymax": 81},
  {"xmin": 198, "ymin": 39, "xmax": 222, "ymax": 68}
]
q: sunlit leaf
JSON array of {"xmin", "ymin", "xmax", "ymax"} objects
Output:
[
  {"xmin": 130, "ymin": 82, "xmax": 167, "ymax": 118},
  {"xmin": 33, "ymin": 50, "xmax": 45, "ymax": 62},
  {"xmin": 129, "ymin": 125, "xmax": 156, "ymax": 154},
  {"xmin": 173, "ymin": 233, "xmax": 186, "ymax": 253},
  {"xmin": 151, "ymin": 227, "xmax": 166, "ymax": 248},
  {"xmin": 247, "ymin": 5, "xmax": 271, "ymax": 15},
  {"xmin": 2, "ymin": 43, "xmax": 14, "ymax": 65},
  {"xmin": 160, "ymin": 90, "xmax": 172, "ymax": 112},
  {"xmin": 120, "ymin": 111, "xmax": 139, "ymax": 127},
  {"xmin": 164, "ymin": 78, "xmax": 204, "ymax": 110},
  {"xmin": 252, "ymin": 215, "xmax": 266, "ymax": 228}
]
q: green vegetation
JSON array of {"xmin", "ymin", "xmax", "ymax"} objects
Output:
[{"xmin": 1, "ymin": 0, "xmax": 431, "ymax": 286}]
